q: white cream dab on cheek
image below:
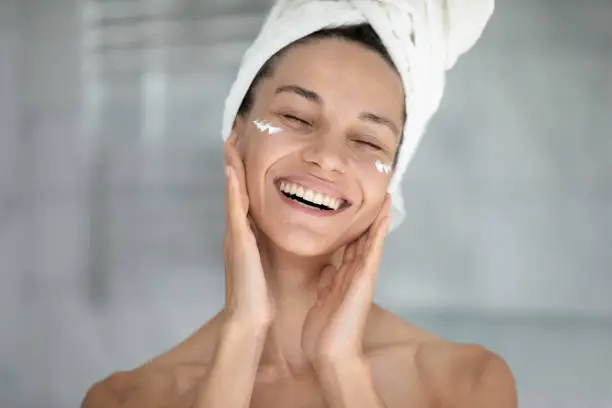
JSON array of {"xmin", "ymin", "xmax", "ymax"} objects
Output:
[
  {"xmin": 253, "ymin": 119, "xmax": 282, "ymax": 135},
  {"xmin": 375, "ymin": 160, "xmax": 392, "ymax": 174}
]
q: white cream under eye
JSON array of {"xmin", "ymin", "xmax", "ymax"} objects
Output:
[
  {"xmin": 375, "ymin": 159, "xmax": 392, "ymax": 174},
  {"xmin": 253, "ymin": 119, "xmax": 282, "ymax": 135}
]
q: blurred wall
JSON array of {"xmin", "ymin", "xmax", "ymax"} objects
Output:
[
  {"xmin": 3, "ymin": 0, "xmax": 609, "ymax": 314},
  {"xmin": 0, "ymin": 0, "xmax": 610, "ymax": 407}
]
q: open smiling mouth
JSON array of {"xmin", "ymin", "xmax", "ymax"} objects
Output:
[{"xmin": 277, "ymin": 180, "xmax": 349, "ymax": 212}]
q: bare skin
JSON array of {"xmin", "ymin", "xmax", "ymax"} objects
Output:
[
  {"xmin": 81, "ymin": 36, "xmax": 517, "ymax": 408},
  {"xmin": 82, "ymin": 309, "xmax": 515, "ymax": 408}
]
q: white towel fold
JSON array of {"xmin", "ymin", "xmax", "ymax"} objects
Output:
[{"xmin": 222, "ymin": 0, "xmax": 494, "ymax": 230}]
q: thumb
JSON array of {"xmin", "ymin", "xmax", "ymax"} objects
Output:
[{"xmin": 317, "ymin": 264, "xmax": 337, "ymax": 292}]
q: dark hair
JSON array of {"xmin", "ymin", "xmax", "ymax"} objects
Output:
[
  {"xmin": 236, "ymin": 23, "xmax": 404, "ymax": 165},
  {"xmin": 237, "ymin": 23, "xmax": 400, "ymax": 116}
]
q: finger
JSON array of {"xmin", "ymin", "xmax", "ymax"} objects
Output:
[
  {"xmin": 355, "ymin": 232, "xmax": 368, "ymax": 260},
  {"xmin": 343, "ymin": 240, "xmax": 358, "ymax": 263},
  {"xmin": 367, "ymin": 194, "xmax": 391, "ymax": 248},
  {"xmin": 317, "ymin": 264, "xmax": 337, "ymax": 292},
  {"xmin": 317, "ymin": 264, "xmax": 339, "ymax": 306},
  {"xmin": 224, "ymin": 143, "xmax": 251, "ymax": 243},
  {"xmin": 224, "ymin": 166, "xmax": 232, "ymax": 235},
  {"xmin": 374, "ymin": 194, "xmax": 391, "ymax": 229},
  {"xmin": 364, "ymin": 215, "xmax": 391, "ymax": 273},
  {"xmin": 224, "ymin": 143, "xmax": 249, "ymax": 211},
  {"xmin": 316, "ymin": 287, "xmax": 331, "ymax": 306},
  {"xmin": 247, "ymin": 213, "xmax": 257, "ymax": 234},
  {"xmin": 226, "ymin": 166, "xmax": 248, "ymax": 237},
  {"xmin": 223, "ymin": 169, "xmax": 235, "ymax": 294},
  {"xmin": 344, "ymin": 236, "xmax": 368, "ymax": 294}
]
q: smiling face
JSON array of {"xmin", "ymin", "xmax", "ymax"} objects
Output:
[{"xmin": 229, "ymin": 37, "xmax": 404, "ymax": 256}]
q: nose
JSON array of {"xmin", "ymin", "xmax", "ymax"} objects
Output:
[{"xmin": 300, "ymin": 134, "xmax": 347, "ymax": 174}]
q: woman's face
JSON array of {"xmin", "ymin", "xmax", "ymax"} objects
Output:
[{"xmin": 231, "ymin": 37, "xmax": 404, "ymax": 256}]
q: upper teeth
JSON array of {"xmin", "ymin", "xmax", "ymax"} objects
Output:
[{"xmin": 279, "ymin": 181, "xmax": 344, "ymax": 210}]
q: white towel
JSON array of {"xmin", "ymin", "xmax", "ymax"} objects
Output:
[{"xmin": 221, "ymin": 0, "xmax": 494, "ymax": 231}]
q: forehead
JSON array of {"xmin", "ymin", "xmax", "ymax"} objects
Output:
[{"xmin": 262, "ymin": 38, "xmax": 404, "ymax": 119}]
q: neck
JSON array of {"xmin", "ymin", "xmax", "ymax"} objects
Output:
[{"xmin": 254, "ymin": 230, "xmax": 342, "ymax": 379}]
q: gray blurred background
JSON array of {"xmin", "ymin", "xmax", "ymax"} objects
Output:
[{"xmin": 0, "ymin": 0, "xmax": 610, "ymax": 407}]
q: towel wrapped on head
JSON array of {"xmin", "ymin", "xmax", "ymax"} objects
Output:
[{"xmin": 222, "ymin": 0, "xmax": 494, "ymax": 230}]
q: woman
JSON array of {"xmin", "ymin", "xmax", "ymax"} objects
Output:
[{"xmin": 82, "ymin": 1, "xmax": 516, "ymax": 407}]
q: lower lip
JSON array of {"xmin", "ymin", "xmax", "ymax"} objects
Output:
[{"xmin": 277, "ymin": 189, "xmax": 345, "ymax": 217}]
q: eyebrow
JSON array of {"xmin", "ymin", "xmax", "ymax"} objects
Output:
[
  {"xmin": 275, "ymin": 85, "xmax": 322, "ymax": 104},
  {"xmin": 275, "ymin": 84, "xmax": 400, "ymax": 137},
  {"xmin": 358, "ymin": 112, "xmax": 400, "ymax": 137}
]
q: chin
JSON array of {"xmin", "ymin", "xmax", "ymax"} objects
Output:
[{"xmin": 258, "ymin": 218, "xmax": 341, "ymax": 258}]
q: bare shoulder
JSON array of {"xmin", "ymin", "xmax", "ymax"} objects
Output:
[
  {"xmin": 81, "ymin": 369, "xmax": 170, "ymax": 408},
  {"xmin": 81, "ymin": 370, "xmax": 135, "ymax": 407},
  {"xmin": 145, "ymin": 312, "xmax": 223, "ymax": 367},
  {"xmin": 416, "ymin": 342, "xmax": 517, "ymax": 408},
  {"xmin": 364, "ymin": 304, "xmax": 444, "ymax": 349},
  {"xmin": 363, "ymin": 306, "xmax": 517, "ymax": 408},
  {"xmin": 81, "ymin": 364, "xmax": 208, "ymax": 408},
  {"xmin": 81, "ymin": 314, "xmax": 221, "ymax": 407}
]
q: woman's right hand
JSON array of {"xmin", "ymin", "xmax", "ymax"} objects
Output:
[{"xmin": 222, "ymin": 144, "xmax": 274, "ymax": 329}]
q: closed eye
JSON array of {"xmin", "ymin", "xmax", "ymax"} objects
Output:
[
  {"xmin": 282, "ymin": 114, "xmax": 311, "ymax": 126},
  {"xmin": 354, "ymin": 139, "xmax": 382, "ymax": 151}
]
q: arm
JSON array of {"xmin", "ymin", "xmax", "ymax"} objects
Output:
[
  {"xmin": 188, "ymin": 142, "xmax": 274, "ymax": 407},
  {"xmin": 315, "ymin": 357, "xmax": 387, "ymax": 408},
  {"xmin": 192, "ymin": 318, "xmax": 269, "ymax": 408}
]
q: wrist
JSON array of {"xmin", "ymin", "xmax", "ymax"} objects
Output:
[
  {"xmin": 222, "ymin": 308, "xmax": 273, "ymax": 334},
  {"xmin": 313, "ymin": 353, "xmax": 369, "ymax": 377},
  {"xmin": 220, "ymin": 314, "xmax": 271, "ymax": 347},
  {"xmin": 314, "ymin": 356, "xmax": 384, "ymax": 408},
  {"xmin": 312, "ymin": 342, "xmax": 365, "ymax": 369}
]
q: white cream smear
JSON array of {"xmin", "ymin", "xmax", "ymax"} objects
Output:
[
  {"xmin": 375, "ymin": 160, "xmax": 392, "ymax": 174},
  {"xmin": 253, "ymin": 119, "xmax": 282, "ymax": 135}
]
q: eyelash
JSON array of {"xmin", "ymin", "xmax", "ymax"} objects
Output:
[
  {"xmin": 354, "ymin": 138, "xmax": 382, "ymax": 151},
  {"xmin": 281, "ymin": 114, "xmax": 383, "ymax": 151},
  {"xmin": 282, "ymin": 114, "xmax": 311, "ymax": 126}
]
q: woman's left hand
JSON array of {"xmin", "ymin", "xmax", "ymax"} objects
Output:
[{"xmin": 301, "ymin": 195, "xmax": 391, "ymax": 367}]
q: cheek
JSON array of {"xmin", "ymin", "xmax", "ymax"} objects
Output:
[
  {"xmin": 352, "ymin": 161, "xmax": 390, "ymax": 211},
  {"xmin": 246, "ymin": 122, "xmax": 298, "ymax": 155},
  {"xmin": 353, "ymin": 158, "xmax": 392, "ymax": 194},
  {"xmin": 242, "ymin": 132, "xmax": 296, "ymax": 193}
]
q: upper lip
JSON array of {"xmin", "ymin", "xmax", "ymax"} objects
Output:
[{"xmin": 275, "ymin": 175, "xmax": 351, "ymax": 204}]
